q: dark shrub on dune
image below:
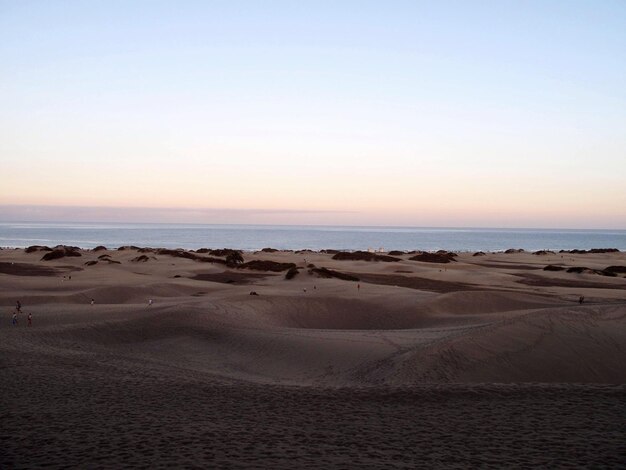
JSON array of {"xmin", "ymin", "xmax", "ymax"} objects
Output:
[
  {"xmin": 92, "ymin": 245, "xmax": 107, "ymax": 252},
  {"xmin": 85, "ymin": 260, "xmax": 98, "ymax": 266},
  {"xmin": 239, "ymin": 260, "xmax": 296, "ymax": 272},
  {"xmin": 473, "ymin": 251, "xmax": 486, "ymax": 256},
  {"xmin": 197, "ymin": 248, "xmax": 243, "ymax": 258},
  {"xmin": 117, "ymin": 245, "xmax": 140, "ymax": 251},
  {"xmin": 137, "ymin": 247, "xmax": 155, "ymax": 253},
  {"xmin": 97, "ymin": 254, "xmax": 112, "ymax": 260},
  {"xmin": 285, "ymin": 267, "xmax": 299, "ymax": 280},
  {"xmin": 157, "ymin": 248, "xmax": 242, "ymax": 265},
  {"xmin": 25, "ymin": 245, "xmax": 52, "ymax": 253},
  {"xmin": 505, "ymin": 249, "xmax": 525, "ymax": 254},
  {"xmin": 310, "ymin": 267, "xmax": 359, "ymax": 281},
  {"xmin": 296, "ymin": 249, "xmax": 315, "ymax": 254},
  {"xmin": 534, "ymin": 250, "xmax": 555, "ymax": 255},
  {"xmin": 388, "ymin": 250, "xmax": 406, "ymax": 256},
  {"xmin": 156, "ymin": 248, "xmax": 196, "ymax": 260},
  {"xmin": 261, "ymin": 247, "xmax": 279, "ymax": 253},
  {"xmin": 332, "ymin": 251, "xmax": 401, "ymax": 262},
  {"xmin": 155, "ymin": 248, "xmax": 228, "ymax": 265},
  {"xmin": 544, "ymin": 265, "xmax": 566, "ymax": 271},
  {"xmin": 54, "ymin": 245, "xmax": 80, "ymax": 251},
  {"xmin": 41, "ymin": 246, "xmax": 82, "ymax": 261},
  {"xmin": 604, "ymin": 266, "xmax": 626, "ymax": 274},
  {"xmin": 560, "ymin": 248, "xmax": 620, "ymax": 254},
  {"xmin": 436, "ymin": 250, "xmax": 458, "ymax": 257},
  {"xmin": 567, "ymin": 267, "xmax": 590, "ymax": 273},
  {"xmin": 131, "ymin": 255, "xmax": 150, "ymax": 263},
  {"xmin": 321, "ymin": 249, "xmax": 340, "ymax": 254},
  {"xmin": 196, "ymin": 256, "xmax": 228, "ymax": 265},
  {"xmin": 226, "ymin": 251, "xmax": 244, "ymax": 266},
  {"xmin": 566, "ymin": 266, "xmax": 618, "ymax": 277},
  {"xmin": 410, "ymin": 252, "xmax": 456, "ymax": 263},
  {"xmin": 599, "ymin": 270, "xmax": 618, "ymax": 277}
]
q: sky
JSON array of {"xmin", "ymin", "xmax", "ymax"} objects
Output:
[{"xmin": 1, "ymin": 1, "xmax": 625, "ymax": 228}]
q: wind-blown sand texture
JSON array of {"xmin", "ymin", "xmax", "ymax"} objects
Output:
[{"xmin": 1, "ymin": 247, "xmax": 625, "ymax": 467}]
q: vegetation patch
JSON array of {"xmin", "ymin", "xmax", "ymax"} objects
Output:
[
  {"xmin": 543, "ymin": 265, "xmax": 565, "ymax": 271},
  {"xmin": 41, "ymin": 246, "xmax": 82, "ymax": 261},
  {"xmin": 25, "ymin": 245, "xmax": 52, "ymax": 253},
  {"xmin": 604, "ymin": 266, "xmax": 626, "ymax": 274},
  {"xmin": 409, "ymin": 252, "xmax": 457, "ymax": 263},
  {"xmin": 238, "ymin": 260, "xmax": 296, "ymax": 272},
  {"xmin": 309, "ymin": 267, "xmax": 359, "ymax": 281},
  {"xmin": 285, "ymin": 267, "xmax": 300, "ymax": 280},
  {"xmin": 559, "ymin": 248, "xmax": 620, "ymax": 254},
  {"xmin": 332, "ymin": 251, "xmax": 401, "ymax": 262}
]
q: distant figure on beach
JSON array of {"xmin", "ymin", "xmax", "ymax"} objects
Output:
[
  {"xmin": 28, "ymin": 313, "xmax": 32, "ymax": 327},
  {"xmin": 357, "ymin": 283, "xmax": 360, "ymax": 292},
  {"xmin": 148, "ymin": 299, "xmax": 153, "ymax": 306},
  {"xmin": 12, "ymin": 312, "xmax": 17, "ymax": 326},
  {"xmin": 90, "ymin": 298, "xmax": 95, "ymax": 306},
  {"xmin": 579, "ymin": 296, "xmax": 585, "ymax": 305},
  {"xmin": 16, "ymin": 300, "xmax": 21, "ymax": 313},
  {"xmin": 303, "ymin": 288, "xmax": 307, "ymax": 293}
]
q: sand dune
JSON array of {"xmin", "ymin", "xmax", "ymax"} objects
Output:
[{"xmin": 1, "ymin": 248, "xmax": 625, "ymax": 467}]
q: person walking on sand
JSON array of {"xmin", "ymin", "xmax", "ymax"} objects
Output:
[
  {"xmin": 579, "ymin": 295, "xmax": 585, "ymax": 305},
  {"xmin": 357, "ymin": 283, "xmax": 361, "ymax": 292},
  {"xmin": 148, "ymin": 299, "xmax": 153, "ymax": 306},
  {"xmin": 16, "ymin": 300, "xmax": 21, "ymax": 313},
  {"xmin": 12, "ymin": 312, "xmax": 17, "ymax": 326},
  {"xmin": 90, "ymin": 298, "xmax": 95, "ymax": 306},
  {"xmin": 28, "ymin": 313, "xmax": 32, "ymax": 327}
]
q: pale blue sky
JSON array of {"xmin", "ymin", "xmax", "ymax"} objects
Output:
[{"xmin": 1, "ymin": 1, "xmax": 625, "ymax": 227}]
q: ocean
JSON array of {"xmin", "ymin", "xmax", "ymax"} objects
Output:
[{"xmin": 1, "ymin": 222, "xmax": 625, "ymax": 252}]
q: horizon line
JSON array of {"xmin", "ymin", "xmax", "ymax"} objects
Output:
[{"xmin": 1, "ymin": 204, "xmax": 625, "ymax": 231}]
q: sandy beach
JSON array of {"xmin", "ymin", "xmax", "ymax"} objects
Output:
[{"xmin": 1, "ymin": 246, "xmax": 625, "ymax": 467}]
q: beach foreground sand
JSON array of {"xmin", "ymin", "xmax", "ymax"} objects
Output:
[{"xmin": 1, "ymin": 247, "xmax": 625, "ymax": 467}]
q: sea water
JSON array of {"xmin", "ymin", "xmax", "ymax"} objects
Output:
[{"xmin": 1, "ymin": 222, "xmax": 625, "ymax": 252}]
